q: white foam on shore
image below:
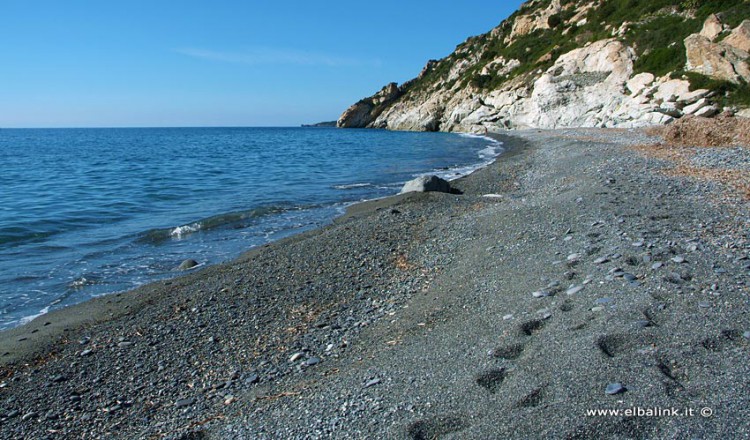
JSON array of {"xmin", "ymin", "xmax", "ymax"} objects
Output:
[
  {"xmin": 18, "ymin": 306, "xmax": 50, "ymax": 326},
  {"xmin": 429, "ymin": 134, "xmax": 504, "ymax": 181}
]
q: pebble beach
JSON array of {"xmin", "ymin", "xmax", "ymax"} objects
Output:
[{"xmin": 1, "ymin": 127, "xmax": 749, "ymax": 439}]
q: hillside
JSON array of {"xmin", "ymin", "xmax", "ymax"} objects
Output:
[{"xmin": 338, "ymin": 0, "xmax": 750, "ymax": 132}]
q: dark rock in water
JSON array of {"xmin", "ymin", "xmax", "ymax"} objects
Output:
[
  {"xmin": 605, "ymin": 383, "xmax": 626, "ymax": 395},
  {"xmin": 178, "ymin": 259, "xmax": 199, "ymax": 271},
  {"xmin": 400, "ymin": 175, "xmax": 451, "ymax": 194}
]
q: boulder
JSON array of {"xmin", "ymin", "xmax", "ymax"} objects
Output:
[
  {"xmin": 626, "ymin": 73, "xmax": 655, "ymax": 96},
  {"xmin": 400, "ymin": 175, "xmax": 452, "ymax": 194},
  {"xmin": 178, "ymin": 259, "xmax": 199, "ymax": 271},
  {"xmin": 700, "ymin": 14, "xmax": 724, "ymax": 40},
  {"xmin": 684, "ymin": 34, "xmax": 750, "ymax": 83},
  {"xmin": 683, "ymin": 98, "xmax": 710, "ymax": 115},
  {"xmin": 653, "ymin": 79, "xmax": 690, "ymax": 103},
  {"xmin": 694, "ymin": 105, "xmax": 719, "ymax": 118},
  {"xmin": 724, "ymin": 20, "xmax": 750, "ymax": 53}
]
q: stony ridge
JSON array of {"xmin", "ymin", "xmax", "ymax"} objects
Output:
[{"xmin": 338, "ymin": 0, "xmax": 750, "ymax": 132}]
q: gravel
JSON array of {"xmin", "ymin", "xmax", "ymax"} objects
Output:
[{"xmin": 1, "ymin": 128, "xmax": 748, "ymax": 439}]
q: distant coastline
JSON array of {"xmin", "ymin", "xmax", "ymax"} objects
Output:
[{"xmin": 301, "ymin": 121, "xmax": 337, "ymax": 128}]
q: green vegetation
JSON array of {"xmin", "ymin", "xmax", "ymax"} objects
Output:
[
  {"xmin": 399, "ymin": 0, "xmax": 750, "ymax": 103},
  {"xmin": 677, "ymin": 71, "xmax": 750, "ymax": 106}
]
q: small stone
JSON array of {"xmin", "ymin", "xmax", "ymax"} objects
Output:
[
  {"xmin": 532, "ymin": 291, "xmax": 552, "ymax": 298},
  {"xmin": 224, "ymin": 395, "xmax": 236, "ymax": 405},
  {"xmin": 606, "ymin": 383, "xmax": 626, "ymax": 395},
  {"xmin": 623, "ymin": 273, "xmax": 638, "ymax": 282},
  {"xmin": 51, "ymin": 374, "xmax": 67, "ymax": 383},
  {"xmin": 567, "ymin": 253, "xmax": 581, "ymax": 262},
  {"xmin": 6, "ymin": 410, "xmax": 19, "ymax": 418},
  {"xmin": 743, "ymin": 331, "xmax": 750, "ymax": 340},
  {"xmin": 289, "ymin": 352, "xmax": 304, "ymax": 363},
  {"xmin": 566, "ymin": 285, "xmax": 584, "ymax": 295},
  {"xmin": 503, "ymin": 314, "xmax": 514, "ymax": 320},
  {"xmin": 175, "ymin": 398, "xmax": 195, "ymax": 408},
  {"xmin": 245, "ymin": 374, "xmax": 259, "ymax": 385},
  {"xmin": 305, "ymin": 357, "xmax": 321, "ymax": 367},
  {"xmin": 632, "ymin": 241, "xmax": 644, "ymax": 247},
  {"xmin": 634, "ymin": 320, "xmax": 653, "ymax": 328},
  {"xmin": 671, "ymin": 256, "xmax": 686, "ymax": 264},
  {"xmin": 594, "ymin": 257, "xmax": 609, "ymax": 264},
  {"xmin": 21, "ymin": 412, "xmax": 37, "ymax": 421},
  {"xmin": 698, "ymin": 302, "xmax": 711, "ymax": 309},
  {"xmin": 117, "ymin": 341, "xmax": 132, "ymax": 348},
  {"xmin": 80, "ymin": 349, "xmax": 93, "ymax": 357},
  {"xmin": 364, "ymin": 378, "xmax": 381, "ymax": 388},
  {"xmin": 591, "ymin": 306, "xmax": 605, "ymax": 312},
  {"xmin": 651, "ymin": 262, "xmax": 663, "ymax": 270},
  {"xmin": 595, "ymin": 298, "xmax": 613, "ymax": 305}
]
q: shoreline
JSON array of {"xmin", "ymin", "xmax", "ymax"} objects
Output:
[
  {"xmin": 0, "ymin": 132, "xmax": 516, "ymax": 367},
  {"xmin": 0, "ymin": 129, "xmax": 503, "ymax": 333},
  {"xmin": 2, "ymin": 128, "xmax": 748, "ymax": 439}
]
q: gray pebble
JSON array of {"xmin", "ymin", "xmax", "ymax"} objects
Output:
[
  {"xmin": 305, "ymin": 357, "xmax": 321, "ymax": 367},
  {"xmin": 605, "ymin": 383, "xmax": 626, "ymax": 395},
  {"xmin": 245, "ymin": 374, "xmax": 259, "ymax": 385},
  {"xmin": 743, "ymin": 331, "xmax": 750, "ymax": 340},
  {"xmin": 595, "ymin": 298, "xmax": 613, "ymax": 305},
  {"xmin": 21, "ymin": 412, "xmax": 37, "ymax": 421},
  {"xmin": 566, "ymin": 285, "xmax": 584, "ymax": 295},
  {"xmin": 671, "ymin": 256, "xmax": 686, "ymax": 264},
  {"xmin": 594, "ymin": 256, "xmax": 609, "ymax": 264},
  {"xmin": 364, "ymin": 378, "xmax": 381, "ymax": 388},
  {"xmin": 532, "ymin": 290, "xmax": 552, "ymax": 298},
  {"xmin": 634, "ymin": 320, "xmax": 653, "ymax": 328},
  {"xmin": 289, "ymin": 352, "xmax": 304, "ymax": 363},
  {"xmin": 698, "ymin": 302, "xmax": 711, "ymax": 309},
  {"xmin": 80, "ymin": 349, "xmax": 93, "ymax": 357},
  {"xmin": 651, "ymin": 262, "xmax": 663, "ymax": 270},
  {"xmin": 175, "ymin": 398, "xmax": 195, "ymax": 408},
  {"xmin": 623, "ymin": 273, "xmax": 637, "ymax": 282}
]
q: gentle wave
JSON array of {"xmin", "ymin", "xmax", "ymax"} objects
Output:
[
  {"xmin": 137, "ymin": 205, "xmax": 313, "ymax": 244},
  {"xmin": 332, "ymin": 183, "xmax": 373, "ymax": 190}
]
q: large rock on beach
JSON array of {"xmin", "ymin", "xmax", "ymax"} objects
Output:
[
  {"xmin": 400, "ymin": 175, "xmax": 451, "ymax": 194},
  {"xmin": 177, "ymin": 259, "xmax": 199, "ymax": 271}
]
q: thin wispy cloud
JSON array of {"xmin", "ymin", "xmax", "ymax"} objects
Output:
[{"xmin": 175, "ymin": 47, "xmax": 382, "ymax": 68}]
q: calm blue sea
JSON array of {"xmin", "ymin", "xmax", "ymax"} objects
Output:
[{"xmin": 0, "ymin": 127, "xmax": 502, "ymax": 329}]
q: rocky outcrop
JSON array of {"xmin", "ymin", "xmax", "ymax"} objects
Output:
[
  {"xmin": 337, "ymin": 83, "xmax": 402, "ymax": 128},
  {"xmin": 685, "ymin": 19, "xmax": 750, "ymax": 84},
  {"xmin": 338, "ymin": 3, "xmax": 750, "ymax": 132}
]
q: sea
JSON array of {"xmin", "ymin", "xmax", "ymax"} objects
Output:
[{"xmin": 0, "ymin": 127, "xmax": 502, "ymax": 330}]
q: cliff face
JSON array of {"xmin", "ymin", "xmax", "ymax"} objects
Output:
[{"xmin": 338, "ymin": 0, "xmax": 750, "ymax": 132}]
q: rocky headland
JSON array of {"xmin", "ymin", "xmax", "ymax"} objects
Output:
[{"xmin": 338, "ymin": 0, "xmax": 750, "ymax": 132}]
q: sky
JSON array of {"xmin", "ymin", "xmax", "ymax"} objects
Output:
[{"xmin": 0, "ymin": 1, "xmax": 524, "ymax": 128}]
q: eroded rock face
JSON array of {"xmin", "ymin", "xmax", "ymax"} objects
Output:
[
  {"xmin": 685, "ymin": 17, "xmax": 750, "ymax": 84},
  {"xmin": 337, "ymin": 83, "xmax": 402, "ymax": 128},
  {"xmin": 685, "ymin": 34, "xmax": 750, "ymax": 83},
  {"xmin": 337, "ymin": 8, "xmax": 748, "ymax": 133},
  {"xmin": 724, "ymin": 19, "xmax": 750, "ymax": 53}
]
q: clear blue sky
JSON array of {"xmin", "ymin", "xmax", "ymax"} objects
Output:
[{"xmin": 1, "ymin": 1, "xmax": 523, "ymax": 128}]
